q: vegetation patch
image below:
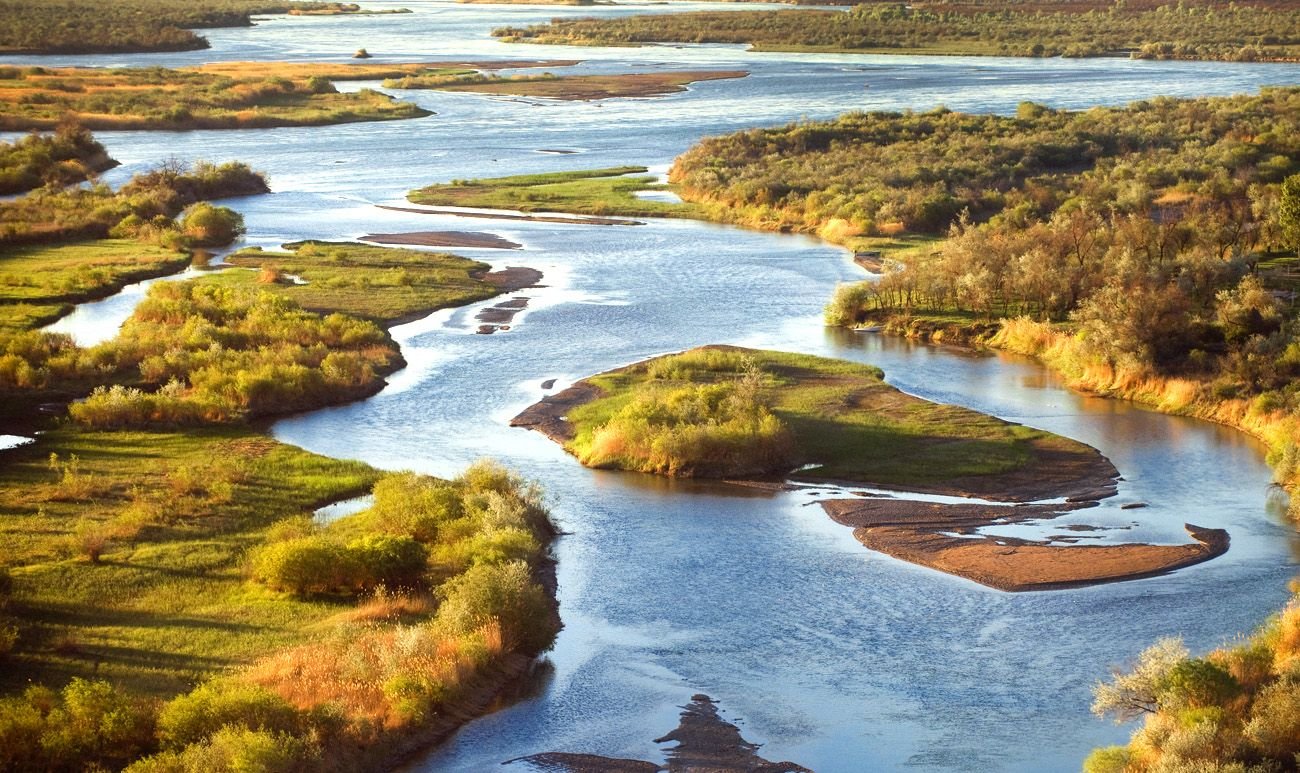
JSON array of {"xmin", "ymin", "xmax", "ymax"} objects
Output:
[
  {"xmin": 220, "ymin": 240, "xmax": 501, "ymax": 325},
  {"xmin": 0, "ymin": 241, "xmax": 190, "ymax": 331},
  {"xmin": 494, "ymin": 1, "xmax": 1300, "ymax": 61},
  {"xmin": 514, "ymin": 345, "xmax": 1104, "ymax": 492},
  {"xmin": 0, "ymin": 125, "xmax": 117, "ymax": 196},
  {"xmin": 409, "ymin": 167, "xmax": 698, "ymax": 219}
]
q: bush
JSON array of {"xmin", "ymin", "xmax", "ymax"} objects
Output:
[
  {"xmin": 157, "ymin": 682, "xmax": 302, "ymax": 749},
  {"xmin": 249, "ymin": 536, "xmax": 348, "ymax": 595},
  {"xmin": 434, "ymin": 560, "xmax": 556, "ymax": 653},
  {"xmin": 1158, "ymin": 659, "xmax": 1240, "ymax": 710},
  {"xmin": 0, "ymin": 679, "xmax": 157, "ymax": 772},
  {"xmin": 179, "ymin": 202, "xmax": 244, "ymax": 247},
  {"xmin": 126, "ymin": 727, "xmax": 320, "ymax": 773},
  {"xmin": 347, "ymin": 534, "xmax": 428, "ymax": 589},
  {"xmin": 1243, "ymin": 681, "xmax": 1300, "ymax": 758},
  {"xmin": 1082, "ymin": 745, "xmax": 1131, "ymax": 773}
]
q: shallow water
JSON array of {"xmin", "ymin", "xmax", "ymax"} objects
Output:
[{"xmin": 10, "ymin": 4, "xmax": 1300, "ymax": 770}]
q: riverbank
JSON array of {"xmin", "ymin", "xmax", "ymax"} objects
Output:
[{"xmin": 0, "ymin": 228, "xmax": 561, "ymax": 769}]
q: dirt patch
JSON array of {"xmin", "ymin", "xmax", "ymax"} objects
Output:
[
  {"xmin": 511, "ymin": 381, "xmax": 605, "ymax": 442},
  {"xmin": 361, "ymin": 230, "xmax": 521, "ymax": 249},
  {"xmin": 507, "ymin": 694, "xmax": 809, "ymax": 772},
  {"xmin": 823, "ymin": 497, "xmax": 1229, "ymax": 591},
  {"xmin": 377, "ymin": 204, "xmax": 643, "ymax": 226},
  {"xmin": 476, "ymin": 266, "xmax": 543, "ymax": 292}
]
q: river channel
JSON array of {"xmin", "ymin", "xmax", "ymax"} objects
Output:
[{"xmin": 12, "ymin": 2, "xmax": 1300, "ymax": 769}]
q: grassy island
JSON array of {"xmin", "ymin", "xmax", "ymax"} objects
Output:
[
  {"xmin": 494, "ymin": 0, "xmax": 1300, "ymax": 61},
  {"xmin": 513, "ymin": 346, "xmax": 1228, "ymax": 591},
  {"xmin": 409, "ymin": 167, "xmax": 697, "ymax": 219}
]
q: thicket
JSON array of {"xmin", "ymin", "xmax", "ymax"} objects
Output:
[
  {"xmin": 495, "ymin": 1, "xmax": 1300, "ymax": 60},
  {"xmin": 0, "ymin": 0, "xmax": 361, "ymax": 55},
  {"xmin": 0, "ymin": 125, "xmax": 117, "ymax": 196},
  {"xmin": 568, "ymin": 349, "xmax": 796, "ymax": 477},
  {"xmin": 0, "ymin": 157, "xmax": 266, "ymax": 247},
  {"xmin": 67, "ymin": 281, "xmax": 397, "ymax": 427},
  {"xmin": 1087, "ymin": 590, "xmax": 1300, "ymax": 772}
]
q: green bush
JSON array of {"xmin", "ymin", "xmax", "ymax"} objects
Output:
[
  {"xmin": 1243, "ymin": 681, "xmax": 1300, "ymax": 758},
  {"xmin": 249, "ymin": 535, "xmax": 347, "ymax": 595},
  {"xmin": 157, "ymin": 682, "xmax": 301, "ymax": 749},
  {"xmin": 1158, "ymin": 659, "xmax": 1241, "ymax": 710},
  {"xmin": 0, "ymin": 679, "xmax": 157, "ymax": 772},
  {"xmin": 126, "ymin": 727, "xmax": 320, "ymax": 773},
  {"xmin": 180, "ymin": 202, "xmax": 244, "ymax": 247},
  {"xmin": 1082, "ymin": 746, "xmax": 1131, "ymax": 773},
  {"xmin": 347, "ymin": 534, "xmax": 428, "ymax": 589},
  {"xmin": 434, "ymin": 560, "xmax": 556, "ymax": 654}
]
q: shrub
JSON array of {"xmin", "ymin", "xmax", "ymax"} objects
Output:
[
  {"xmin": 1243, "ymin": 681, "xmax": 1300, "ymax": 758},
  {"xmin": 347, "ymin": 534, "xmax": 428, "ymax": 589},
  {"xmin": 157, "ymin": 682, "xmax": 302, "ymax": 749},
  {"xmin": 249, "ymin": 536, "xmax": 348, "ymax": 595},
  {"xmin": 1158, "ymin": 659, "xmax": 1240, "ymax": 711},
  {"xmin": 1082, "ymin": 745, "xmax": 1130, "ymax": 773},
  {"xmin": 126, "ymin": 727, "xmax": 320, "ymax": 773},
  {"xmin": 434, "ymin": 560, "xmax": 556, "ymax": 653},
  {"xmin": 179, "ymin": 202, "xmax": 244, "ymax": 247},
  {"xmin": 0, "ymin": 679, "xmax": 158, "ymax": 772}
]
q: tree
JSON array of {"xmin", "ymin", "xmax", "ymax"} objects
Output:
[
  {"xmin": 1092, "ymin": 637, "xmax": 1188, "ymax": 722},
  {"xmin": 180, "ymin": 202, "xmax": 244, "ymax": 247}
]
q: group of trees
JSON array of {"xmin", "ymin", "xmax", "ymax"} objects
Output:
[
  {"xmin": 495, "ymin": 1, "xmax": 1300, "ymax": 60},
  {"xmin": 0, "ymin": 0, "xmax": 359, "ymax": 55}
]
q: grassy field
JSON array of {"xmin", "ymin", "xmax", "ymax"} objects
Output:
[
  {"xmin": 556, "ymin": 346, "xmax": 1069, "ymax": 485},
  {"xmin": 0, "ymin": 425, "xmax": 377, "ymax": 696},
  {"xmin": 409, "ymin": 167, "xmax": 699, "ymax": 219},
  {"xmin": 0, "ymin": 240, "xmax": 191, "ymax": 331},
  {"xmin": 219, "ymin": 240, "xmax": 500, "ymax": 324}
]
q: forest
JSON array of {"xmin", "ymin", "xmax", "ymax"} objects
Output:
[
  {"xmin": 0, "ymin": 0, "xmax": 371, "ymax": 55},
  {"xmin": 494, "ymin": 1, "xmax": 1300, "ymax": 60}
]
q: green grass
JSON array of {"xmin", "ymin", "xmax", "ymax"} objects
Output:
[
  {"xmin": 562, "ymin": 346, "xmax": 1082, "ymax": 486},
  {"xmin": 218, "ymin": 240, "xmax": 499, "ymax": 324},
  {"xmin": 0, "ymin": 240, "xmax": 190, "ymax": 330},
  {"xmin": 408, "ymin": 167, "xmax": 699, "ymax": 219},
  {"xmin": 0, "ymin": 425, "xmax": 377, "ymax": 696}
]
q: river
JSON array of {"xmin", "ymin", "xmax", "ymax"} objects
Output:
[{"xmin": 12, "ymin": 2, "xmax": 1300, "ymax": 770}]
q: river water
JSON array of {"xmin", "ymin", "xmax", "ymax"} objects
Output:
[{"xmin": 11, "ymin": 3, "xmax": 1300, "ymax": 770}]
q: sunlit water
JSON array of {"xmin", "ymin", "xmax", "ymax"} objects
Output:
[{"xmin": 8, "ymin": 3, "xmax": 1300, "ymax": 770}]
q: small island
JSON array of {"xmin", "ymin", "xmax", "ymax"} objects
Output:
[{"xmin": 512, "ymin": 346, "xmax": 1228, "ymax": 591}]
